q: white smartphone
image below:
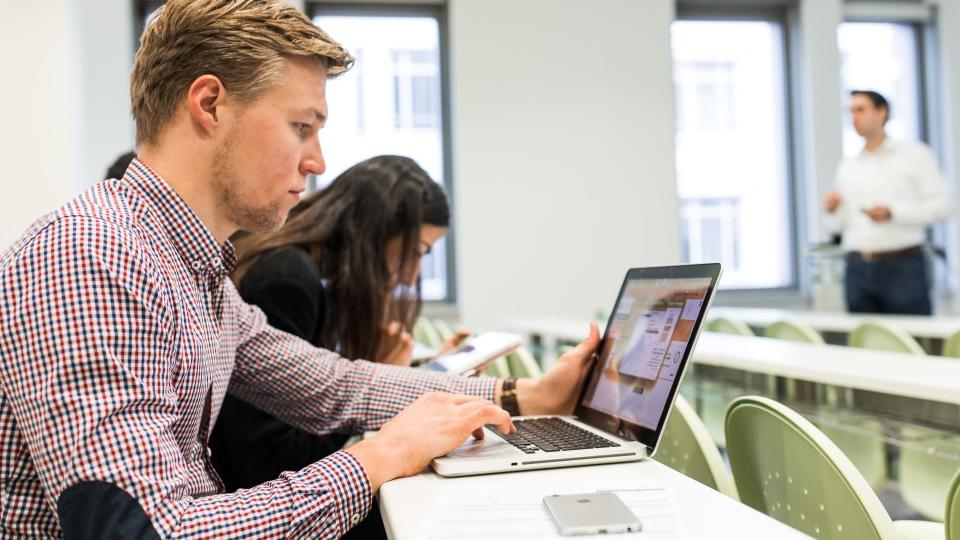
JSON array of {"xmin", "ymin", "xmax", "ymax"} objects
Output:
[
  {"xmin": 419, "ymin": 332, "xmax": 522, "ymax": 376},
  {"xmin": 543, "ymin": 492, "xmax": 642, "ymax": 536}
]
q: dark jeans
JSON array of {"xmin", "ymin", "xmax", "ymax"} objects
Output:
[{"xmin": 844, "ymin": 250, "xmax": 931, "ymax": 315}]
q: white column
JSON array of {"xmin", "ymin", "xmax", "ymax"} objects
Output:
[{"xmin": 794, "ymin": 0, "xmax": 844, "ymax": 245}]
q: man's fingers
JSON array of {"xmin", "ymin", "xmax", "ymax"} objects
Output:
[
  {"xmin": 449, "ymin": 393, "xmax": 486, "ymax": 406},
  {"xmin": 462, "ymin": 404, "xmax": 514, "ymax": 435},
  {"xmin": 570, "ymin": 322, "xmax": 601, "ymax": 362}
]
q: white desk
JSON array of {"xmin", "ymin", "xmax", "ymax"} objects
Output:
[
  {"xmin": 379, "ymin": 459, "xmax": 810, "ymax": 540},
  {"xmin": 695, "ymin": 333, "xmax": 960, "ymax": 405},
  {"xmin": 710, "ymin": 306, "xmax": 960, "ymax": 340},
  {"xmin": 502, "ymin": 317, "xmax": 960, "ymax": 405}
]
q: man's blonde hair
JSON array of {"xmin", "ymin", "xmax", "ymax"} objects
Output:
[{"xmin": 131, "ymin": 0, "xmax": 353, "ymax": 145}]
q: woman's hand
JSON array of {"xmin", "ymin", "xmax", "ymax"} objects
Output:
[
  {"xmin": 437, "ymin": 329, "xmax": 471, "ymax": 354},
  {"xmin": 377, "ymin": 321, "xmax": 415, "ymax": 366}
]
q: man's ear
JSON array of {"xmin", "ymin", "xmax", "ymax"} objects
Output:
[{"xmin": 186, "ymin": 75, "xmax": 228, "ymax": 137}]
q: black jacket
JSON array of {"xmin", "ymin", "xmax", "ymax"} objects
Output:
[{"xmin": 209, "ymin": 246, "xmax": 350, "ymax": 492}]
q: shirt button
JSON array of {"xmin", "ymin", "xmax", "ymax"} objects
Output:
[
  {"xmin": 192, "ymin": 260, "xmax": 203, "ymax": 271},
  {"xmin": 212, "ymin": 258, "xmax": 222, "ymax": 267},
  {"xmin": 350, "ymin": 514, "xmax": 361, "ymax": 525},
  {"xmin": 206, "ymin": 447, "xmax": 212, "ymax": 458}
]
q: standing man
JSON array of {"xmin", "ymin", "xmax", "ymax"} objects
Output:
[
  {"xmin": 0, "ymin": 1, "xmax": 600, "ymax": 538},
  {"xmin": 825, "ymin": 90, "xmax": 951, "ymax": 314}
]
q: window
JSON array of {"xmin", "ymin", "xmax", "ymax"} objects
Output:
[
  {"xmin": 837, "ymin": 22, "xmax": 923, "ymax": 157},
  {"xmin": 392, "ymin": 49, "xmax": 441, "ymax": 129},
  {"xmin": 672, "ymin": 20, "xmax": 794, "ymax": 289},
  {"xmin": 680, "ymin": 197, "xmax": 741, "ymax": 268},
  {"xmin": 312, "ymin": 10, "xmax": 451, "ymax": 301}
]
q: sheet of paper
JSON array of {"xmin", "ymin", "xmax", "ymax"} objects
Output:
[{"xmin": 415, "ymin": 480, "xmax": 685, "ymax": 540}]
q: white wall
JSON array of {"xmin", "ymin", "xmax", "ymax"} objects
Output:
[
  {"xmin": 795, "ymin": 0, "xmax": 844, "ymax": 244},
  {"xmin": 936, "ymin": 0, "xmax": 960, "ymax": 293},
  {"xmin": 0, "ymin": 1, "xmax": 83, "ymax": 250},
  {"xmin": 77, "ymin": 0, "xmax": 136, "ymax": 190},
  {"xmin": 448, "ymin": 0, "xmax": 681, "ymax": 328},
  {"xmin": 0, "ymin": 0, "xmax": 134, "ymax": 250}
]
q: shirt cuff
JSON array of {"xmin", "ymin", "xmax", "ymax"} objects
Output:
[
  {"xmin": 308, "ymin": 450, "xmax": 373, "ymax": 536},
  {"xmin": 461, "ymin": 375, "xmax": 498, "ymax": 402}
]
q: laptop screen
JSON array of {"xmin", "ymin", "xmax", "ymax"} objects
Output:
[{"xmin": 575, "ymin": 264, "xmax": 720, "ymax": 450}]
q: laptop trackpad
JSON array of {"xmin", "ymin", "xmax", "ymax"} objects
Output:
[{"xmin": 445, "ymin": 432, "xmax": 518, "ymax": 459}]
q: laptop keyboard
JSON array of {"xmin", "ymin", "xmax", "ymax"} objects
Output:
[{"xmin": 490, "ymin": 417, "xmax": 621, "ymax": 454}]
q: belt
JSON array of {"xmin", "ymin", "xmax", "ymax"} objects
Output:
[{"xmin": 849, "ymin": 245, "xmax": 923, "ymax": 262}]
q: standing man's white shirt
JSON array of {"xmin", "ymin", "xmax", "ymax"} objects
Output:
[{"xmin": 832, "ymin": 138, "xmax": 950, "ymax": 253}]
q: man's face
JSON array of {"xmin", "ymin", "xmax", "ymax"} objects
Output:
[
  {"xmin": 849, "ymin": 94, "xmax": 887, "ymax": 138},
  {"xmin": 213, "ymin": 59, "xmax": 328, "ymax": 233}
]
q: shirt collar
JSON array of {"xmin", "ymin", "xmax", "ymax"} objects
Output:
[
  {"xmin": 122, "ymin": 159, "xmax": 237, "ymax": 275},
  {"xmin": 861, "ymin": 136, "xmax": 897, "ymax": 157}
]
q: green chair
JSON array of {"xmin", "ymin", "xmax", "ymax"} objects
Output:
[
  {"xmin": 846, "ymin": 319, "xmax": 957, "ymax": 514},
  {"xmin": 505, "ymin": 346, "xmax": 543, "ymax": 378},
  {"xmin": 898, "ymin": 427, "xmax": 960, "ymax": 522},
  {"xmin": 432, "ymin": 318, "xmax": 456, "ymax": 342},
  {"xmin": 946, "ymin": 469, "xmax": 960, "ymax": 539},
  {"xmin": 413, "ymin": 317, "xmax": 443, "ymax": 349},
  {"xmin": 942, "ymin": 331, "xmax": 960, "ymax": 358},
  {"xmin": 654, "ymin": 395, "xmax": 738, "ymax": 500},
  {"xmin": 483, "ymin": 356, "xmax": 511, "ymax": 379},
  {"xmin": 701, "ymin": 316, "xmax": 756, "ymax": 447},
  {"xmin": 848, "ymin": 319, "xmax": 926, "ymax": 355},
  {"xmin": 725, "ymin": 396, "xmax": 942, "ymax": 540},
  {"xmin": 765, "ymin": 319, "xmax": 825, "ymax": 345},
  {"xmin": 764, "ymin": 319, "xmax": 825, "ymax": 402},
  {"xmin": 816, "ymin": 418, "xmax": 888, "ymax": 491},
  {"xmin": 841, "ymin": 319, "xmax": 923, "ymax": 491},
  {"xmin": 706, "ymin": 317, "xmax": 755, "ymax": 337}
]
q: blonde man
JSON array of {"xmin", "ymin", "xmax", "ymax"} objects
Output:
[{"xmin": 0, "ymin": 1, "xmax": 600, "ymax": 538}]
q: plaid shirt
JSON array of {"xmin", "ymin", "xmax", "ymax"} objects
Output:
[{"xmin": 0, "ymin": 160, "xmax": 496, "ymax": 538}]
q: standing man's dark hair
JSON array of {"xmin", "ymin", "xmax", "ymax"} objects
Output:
[
  {"xmin": 104, "ymin": 151, "xmax": 137, "ymax": 181},
  {"xmin": 850, "ymin": 90, "xmax": 890, "ymax": 125}
]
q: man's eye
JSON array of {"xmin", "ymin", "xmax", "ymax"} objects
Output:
[{"xmin": 295, "ymin": 123, "xmax": 311, "ymax": 137}]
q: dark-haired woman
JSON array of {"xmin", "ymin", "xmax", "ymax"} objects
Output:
[{"xmin": 210, "ymin": 155, "xmax": 467, "ymax": 493}]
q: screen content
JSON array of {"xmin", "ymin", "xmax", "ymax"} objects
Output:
[{"xmin": 580, "ymin": 277, "xmax": 712, "ymax": 430}]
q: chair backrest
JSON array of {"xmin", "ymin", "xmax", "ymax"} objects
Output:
[
  {"xmin": 765, "ymin": 319, "xmax": 825, "ymax": 345},
  {"xmin": 706, "ymin": 317, "xmax": 755, "ymax": 337},
  {"xmin": 654, "ymin": 395, "xmax": 739, "ymax": 500},
  {"xmin": 413, "ymin": 318, "xmax": 443, "ymax": 349},
  {"xmin": 942, "ymin": 331, "xmax": 960, "ymax": 358},
  {"xmin": 848, "ymin": 319, "xmax": 925, "ymax": 355},
  {"xmin": 432, "ymin": 318, "xmax": 456, "ymax": 342},
  {"xmin": 898, "ymin": 428, "xmax": 960, "ymax": 522},
  {"xmin": 483, "ymin": 356, "xmax": 511, "ymax": 379},
  {"xmin": 505, "ymin": 347, "xmax": 543, "ymax": 378},
  {"xmin": 725, "ymin": 396, "xmax": 897, "ymax": 540},
  {"xmin": 947, "ymin": 469, "xmax": 960, "ymax": 540}
]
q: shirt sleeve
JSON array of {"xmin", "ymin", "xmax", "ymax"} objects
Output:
[
  {"xmin": 227, "ymin": 282, "xmax": 497, "ymax": 437},
  {"xmin": 824, "ymin": 161, "xmax": 849, "ymax": 234},
  {"xmin": 0, "ymin": 217, "xmax": 441, "ymax": 539},
  {"xmin": 889, "ymin": 144, "xmax": 952, "ymax": 226}
]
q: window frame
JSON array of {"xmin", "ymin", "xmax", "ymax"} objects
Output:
[
  {"xmin": 673, "ymin": 6, "xmax": 803, "ymax": 295},
  {"xmin": 309, "ymin": 2, "xmax": 457, "ymax": 304},
  {"xmin": 134, "ymin": 1, "xmax": 163, "ymax": 51}
]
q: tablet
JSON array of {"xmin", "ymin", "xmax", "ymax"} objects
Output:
[{"xmin": 421, "ymin": 332, "xmax": 524, "ymax": 376}]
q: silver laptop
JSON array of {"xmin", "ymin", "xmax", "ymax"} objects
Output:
[{"xmin": 432, "ymin": 263, "xmax": 722, "ymax": 477}]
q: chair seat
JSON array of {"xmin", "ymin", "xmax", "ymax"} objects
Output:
[{"xmin": 892, "ymin": 519, "xmax": 943, "ymax": 540}]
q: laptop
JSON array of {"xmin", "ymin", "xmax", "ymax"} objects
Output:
[{"xmin": 431, "ymin": 263, "xmax": 722, "ymax": 477}]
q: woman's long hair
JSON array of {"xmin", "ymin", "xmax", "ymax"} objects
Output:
[{"xmin": 232, "ymin": 155, "xmax": 449, "ymax": 360}]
